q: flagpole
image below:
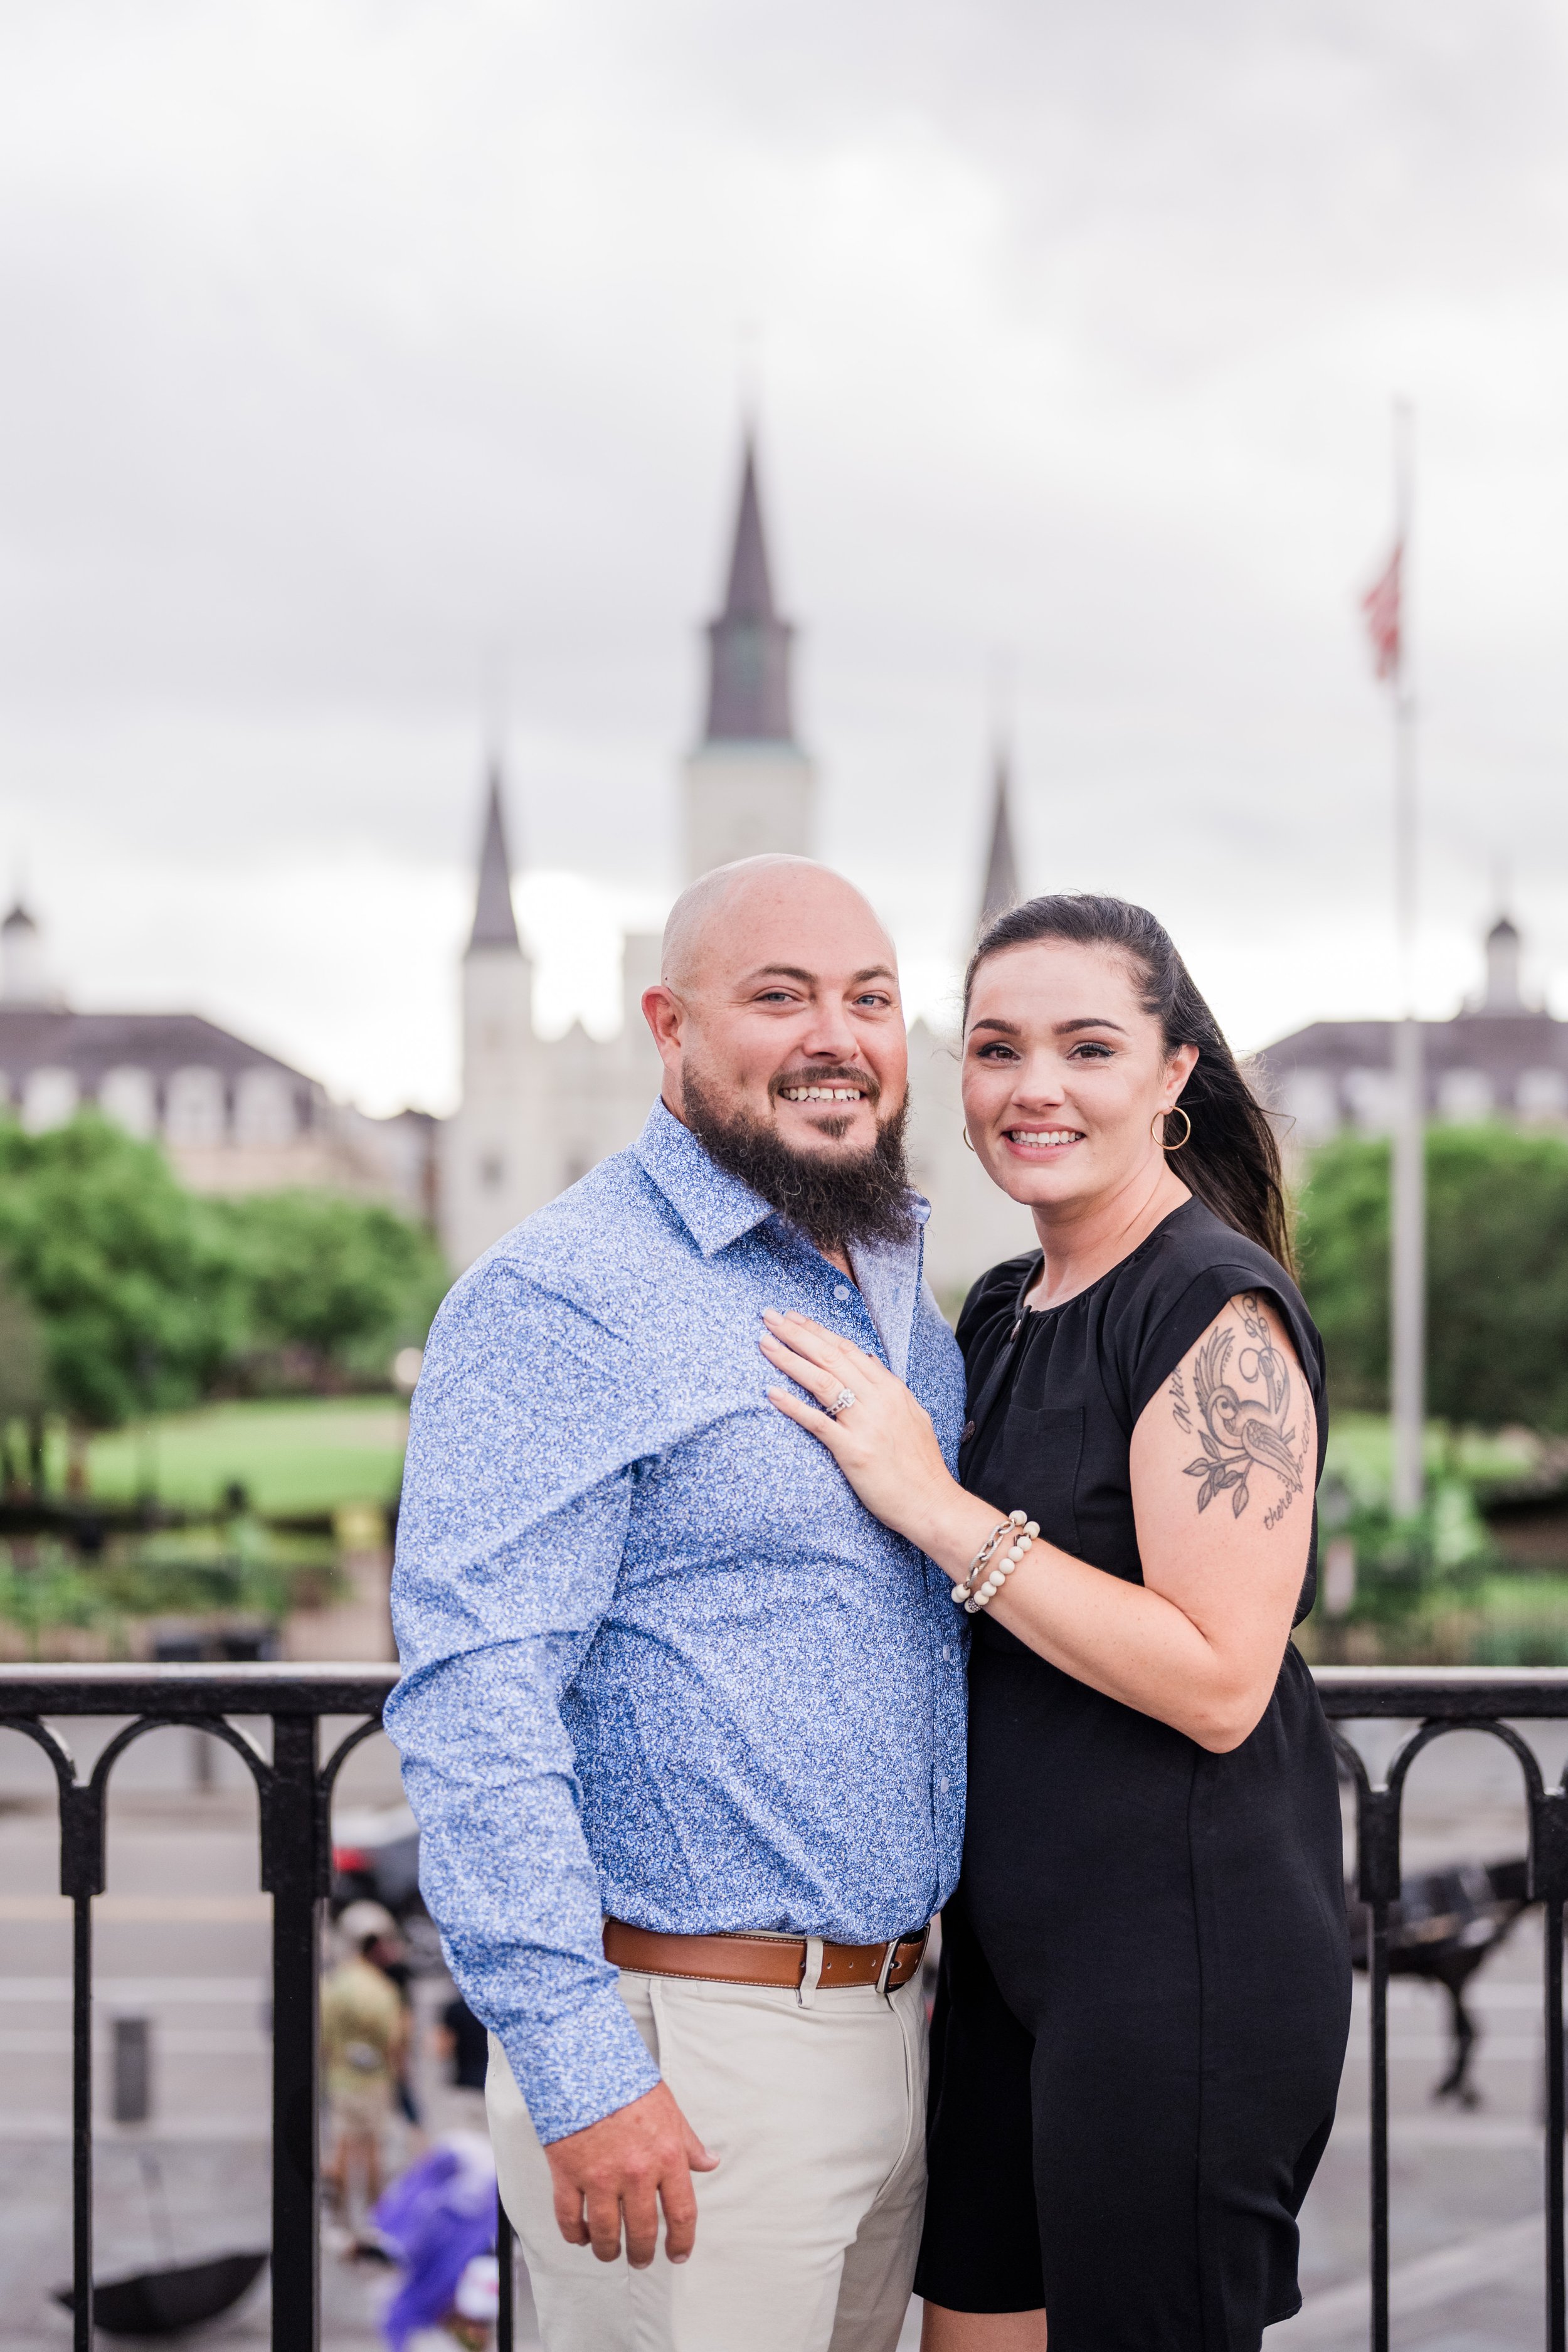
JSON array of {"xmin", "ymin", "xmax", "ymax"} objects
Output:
[{"xmin": 1388, "ymin": 401, "xmax": 1424, "ymax": 1517}]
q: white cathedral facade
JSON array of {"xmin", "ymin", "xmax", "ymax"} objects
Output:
[{"xmin": 440, "ymin": 435, "xmax": 1035, "ymax": 1303}]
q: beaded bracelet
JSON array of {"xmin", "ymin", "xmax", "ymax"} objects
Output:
[{"xmin": 951, "ymin": 1509, "xmax": 1041, "ymax": 1614}]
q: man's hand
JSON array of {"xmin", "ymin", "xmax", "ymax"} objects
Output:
[{"xmin": 544, "ymin": 2082, "xmax": 719, "ymax": 2267}]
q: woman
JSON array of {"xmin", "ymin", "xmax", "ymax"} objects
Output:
[{"xmin": 760, "ymin": 894, "xmax": 1350, "ymax": 2352}]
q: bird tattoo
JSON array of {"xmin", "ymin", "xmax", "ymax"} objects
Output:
[{"xmin": 1184, "ymin": 1297, "xmax": 1303, "ymax": 1519}]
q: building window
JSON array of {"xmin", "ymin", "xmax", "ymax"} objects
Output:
[
  {"xmin": 1343, "ymin": 1069, "xmax": 1397, "ymax": 1135},
  {"xmin": 480, "ymin": 1153, "xmax": 504, "ymax": 1189},
  {"xmin": 165, "ymin": 1066, "xmax": 226, "ymax": 1147},
  {"xmin": 1518, "ymin": 1069, "xmax": 1568, "ymax": 1121},
  {"xmin": 21, "ymin": 1066, "xmax": 78, "ymax": 1132},
  {"xmin": 1279, "ymin": 1069, "xmax": 1339, "ymax": 1144},
  {"xmin": 98, "ymin": 1066, "xmax": 157, "ymax": 1138},
  {"xmin": 235, "ymin": 1067, "xmax": 297, "ymax": 1147},
  {"xmin": 1438, "ymin": 1068, "xmax": 1492, "ymax": 1123}
]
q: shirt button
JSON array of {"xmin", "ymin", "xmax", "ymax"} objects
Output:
[
  {"xmin": 941, "ymin": 1646, "xmax": 951, "ymax": 1661},
  {"xmin": 937, "ymin": 1776, "xmax": 950, "ymax": 1793},
  {"xmin": 833, "ymin": 1283, "xmax": 851, "ymax": 1302}
]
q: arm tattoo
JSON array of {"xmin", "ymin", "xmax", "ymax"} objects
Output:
[{"xmin": 1173, "ymin": 1292, "xmax": 1308, "ymax": 1525}]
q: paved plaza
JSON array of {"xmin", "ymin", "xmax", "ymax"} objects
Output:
[{"xmin": 0, "ymin": 1712, "xmax": 1562, "ymax": 2349}]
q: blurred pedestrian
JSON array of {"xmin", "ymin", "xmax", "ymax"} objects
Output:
[
  {"xmin": 322, "ymin": 1909, "xmax": 409, "ymax": 2224},
  {"xmin": 370, "ymin": 1922, "xmax": 425, "ymax": 2140},
  {"xmin": 370, "ymin": 2129, "xmax": 497, "ymax": 2351},
  {"xmin": 430, "ymin": 1989, "xmax": 489, "ymax": 2126}
]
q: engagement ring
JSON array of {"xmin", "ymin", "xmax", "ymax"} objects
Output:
[{"xmin": 829, "ymin": 1388, "xmax": 857, "ymax": 1417}]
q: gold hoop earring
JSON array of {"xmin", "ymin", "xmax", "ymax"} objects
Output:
[
  {"xmin": 1157, "ymin": 1105, "xmax": 1192, "ymax": 1151},
  {"xmin": 961, "ymin": 1126, "xmax": 976, "ymax": 1153}
]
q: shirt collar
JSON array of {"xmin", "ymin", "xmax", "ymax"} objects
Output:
[
  {"xmin": 633, "ymin": 1098, "xmax": 778, "ymax": 1258},
  {"xmin": 632, "ymin": 1096, "xmax": 934, "ymax": 1291}
]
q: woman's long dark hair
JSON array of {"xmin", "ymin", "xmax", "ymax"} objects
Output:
[{"xmin": 963, "ymin": 893, "xmax": 1295, "ymax": 1273}]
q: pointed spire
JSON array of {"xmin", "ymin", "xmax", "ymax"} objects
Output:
[
  {"xmin": 468, "ymin": 761, "xmax": 521, "ymax": 953},
  {"xmin": 722, "ymin": 438, "xmax": 777, "ymax": 620},
  {"xmin": 978, "ymin": 744, "xmax": 1022, "ymax": 933},
  {"xmin": 702, "ymin": 432, "xmax": 797, "ymax": 744},
  {"xmin": 1, "ymin": 893, "xmax": 58, "ymax": 1005},
  {"xmin": 1480, "ymin": 911, "xmax": 1525, "ymax": 1014}
]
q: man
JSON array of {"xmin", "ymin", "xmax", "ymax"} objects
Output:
[
  {"xmin": 386, "ymin": 856, "xmax": 966, "ymax": 2352},
  {"xmin": 321, "ymin": 1909, "xmax": 410, "ymax": 2225}
]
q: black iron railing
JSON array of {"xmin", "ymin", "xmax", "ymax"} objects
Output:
[
  {"xmin": 4, "ymin": 1662, "xmax": 1568, "ymax": 2351},
  {"xmin": 0, "ymin": 1664, "xmax": 398, "ymax": 2352},
  {"xmin": 1319, "ymin": 1667, "xmax": 1568, "ymax": 2352}
]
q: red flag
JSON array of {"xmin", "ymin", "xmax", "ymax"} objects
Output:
[{"xmin": 1362, "ymin": 540, "xmax": 1402, "ymax": 683}]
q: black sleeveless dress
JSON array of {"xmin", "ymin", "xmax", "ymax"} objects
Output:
[{"xmin": 914, "ymin": 1200, "xmax": 1351, "ymax": 2351}]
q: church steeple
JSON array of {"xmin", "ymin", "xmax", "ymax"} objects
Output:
[
  {"xmin": 978, "ymin": 744, "xmax": 1022, "ymax": 932},
  {"xmin": 468, "ymin": 761, "xmax": 521, "ymax": 953},
  {"xmin": 702, "ymin": 435, "xmax": 797, "ymax": 745},
  {"xmin": 1, "ymin": 894, "xmax": 60, "ymax": 1005},
  {"xmin": 1479, "ymin": 913, "xmax": 1526, "ymax": 1014}
]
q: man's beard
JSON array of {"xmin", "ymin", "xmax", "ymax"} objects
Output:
[{"xmin": 681, "ymin": 1068, "xmax": 916, "ymax": 1255}]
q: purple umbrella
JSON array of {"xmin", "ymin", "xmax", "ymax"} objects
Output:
[{"xmin": 370, "ymin": 2132, "xmax": 497, "ymax": 2351}]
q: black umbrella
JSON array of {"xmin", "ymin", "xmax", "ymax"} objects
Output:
[{"xmin": 55, "ymin": 2248, "xmax": 268, "ymax": 2335}]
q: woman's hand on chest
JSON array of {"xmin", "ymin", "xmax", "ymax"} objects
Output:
[{"xmin": 758, "ymin": 1310, "xmax": 980, "ymax": 1557}]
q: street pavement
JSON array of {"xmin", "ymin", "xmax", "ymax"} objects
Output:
[{"xmin": 0, "ymin": 1713, "xmax": 1562, "ymax": 2348}]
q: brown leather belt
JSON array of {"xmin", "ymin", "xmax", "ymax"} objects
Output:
[{"xmin": 603, "ymin": 1918, "xmax": 929, "ymax": 1994}]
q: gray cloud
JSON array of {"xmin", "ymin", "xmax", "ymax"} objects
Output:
[{"xmin": 1, "ymin": 0, "xmax": 1565, "ymax": 1108}]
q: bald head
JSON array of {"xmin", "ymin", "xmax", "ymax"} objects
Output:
[{"xmin": 660, "ymin": 856, "xmax": 894, "ymax": 995}]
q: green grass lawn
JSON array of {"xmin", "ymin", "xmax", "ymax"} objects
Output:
[{"xmin": 84, "ymin": 1397, "xmax": 410, "ymax": 1516}]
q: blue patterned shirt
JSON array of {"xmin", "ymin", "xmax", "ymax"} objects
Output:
[{"xmin": 385, "ymin": 1101, "xmax": 968, "ymax": 2143}]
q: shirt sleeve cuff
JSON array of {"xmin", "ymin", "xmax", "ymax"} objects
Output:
[{"xmin": 497, "ymin": 1981, "xmax": 662, "ymax": 2146}]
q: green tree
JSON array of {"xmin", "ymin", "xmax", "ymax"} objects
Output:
[
  {"xmin": 211, "ymin": 1189, "xmax": 449, "ymax": 1382},
  {"xmin": 0, "ymin": 1271, "xmax": 49, "ymax": 1493},
  {"xmin": 0, "ymin": 1114, "xmax": 241, "ymax": 1429},
  {"xmin": 1298, "ymin": 1124, "xmax": 1568, "ymax": 1429},
  {"xmin": 0, "ymin": 1273, "xmax": 46, "ymax": 1421}
]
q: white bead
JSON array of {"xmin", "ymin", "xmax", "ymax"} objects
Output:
[
  {"xmin": 1025, "ymin": 1521, "xmax": 1040, "ymax": 1538},
  {"xmin": 950, "ymin": 1586, "xmax": 967, "ymax": 1603},
  {"xmin": 1010, "ymin": 1508, "xmax": 1027, "ymax": 1525}
]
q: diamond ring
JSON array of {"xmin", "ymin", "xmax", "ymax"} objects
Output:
[{"xmin": 829, "ymin": 1387, "xmax": 857, "ymax": 1417}]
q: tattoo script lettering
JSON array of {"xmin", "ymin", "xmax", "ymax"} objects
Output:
[
  {"xmin": 1168, "ymin": 1370, "xmax": 1193, "ymax": 1434},
  {"xmin": 1177, "ymin": 1294, "xmax": 1306, "ymax": 1523}
]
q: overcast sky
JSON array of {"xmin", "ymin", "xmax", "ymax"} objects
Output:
[{"xmin": 3, "ymin": 0, "xmax": 1567, "ymax": 1113}]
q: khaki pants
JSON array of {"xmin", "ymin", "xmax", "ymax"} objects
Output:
[{"xmin": 487, "ymin": 1968, "xmax": 928, "ymax": 2352}]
